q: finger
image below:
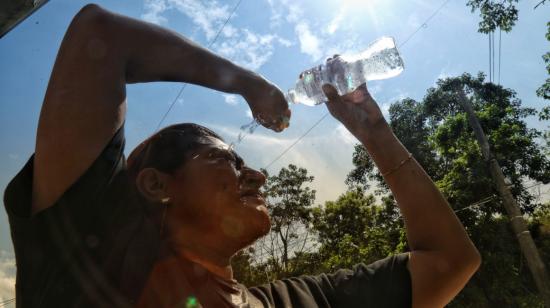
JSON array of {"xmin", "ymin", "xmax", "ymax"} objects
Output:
[{"xmin": 322, "ymin": 84, "xmax": 340, "ymax": 102}]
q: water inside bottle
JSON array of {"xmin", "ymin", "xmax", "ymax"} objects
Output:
[
  {"xmin": 288, "ymin": 36, "xmax": 404, "ymax": 106},
  {"xmin": 232, "ymin": 37, "xmax": 404, "ymax": 144}
]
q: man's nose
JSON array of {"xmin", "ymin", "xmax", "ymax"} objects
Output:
[{"xmin": 240, "ymin": 167, "xmax": 266, "ymax": 188}]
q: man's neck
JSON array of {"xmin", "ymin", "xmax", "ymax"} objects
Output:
[{"xmin": 179, "ymin": 249, "xmax": 234, "ymax": 281}]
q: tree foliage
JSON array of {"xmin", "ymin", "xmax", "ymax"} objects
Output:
[
  {"xmin": 466, "ymin": 1, "xmax": 550, "ymax": 100},
  {"xmin": 346, "ymin": 73, "xmax": 550, "ymax": 306},
  {"xmin": 232, "ymin": 164, "xmax": 317, "ymax": 285},
  {"xmin": 536, "ymin": 22, "xmax": 550, "ymax": 100},
  {"xmin": 311, "ymin": 189, "xmax": 406, "ymax": 271},
  {"xmin": 466, "ymin": 0, "xmax": 520, "ymax": 33},
  {"xmin": 232, "ymin": 74, "xmax": 550, "ymax": 304}
]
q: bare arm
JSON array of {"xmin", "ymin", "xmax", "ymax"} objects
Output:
[
  {"xmin": 323, "ymin": 84, "xmax": 481, "ymax": 308},
  {"xmin": 362, "ymin": 122, "xmax": 480, "ymax": 308},
  {"xmin": 33, "ymin": 4, "xmax": 289, "ymax": 213}
]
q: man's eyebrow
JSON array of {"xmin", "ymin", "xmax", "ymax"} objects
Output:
[{"xmin": 207, "ymin": 147, "xmax": 243, "ymax": 162}]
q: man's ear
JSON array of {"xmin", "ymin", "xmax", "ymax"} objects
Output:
[{"xmin": 135, "ymin": 167, "xmax": 171, "ymax": 203}]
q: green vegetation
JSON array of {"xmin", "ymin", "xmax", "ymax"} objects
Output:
[
  {"xmin": 232, "ymin": 73, "xmax": 550, "ymax": 306},
  {"xmin": 233, "ymin": 2, "xmax": 550, "ymax": 305}
]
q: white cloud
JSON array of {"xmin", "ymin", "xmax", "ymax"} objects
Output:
[
  {"xmin": 141, "ymin": 0, "xmax": 169, "ymax": 25},
  {"xmin": 381, "ymin": 103, "xmax": 391, "ymax": 119},
  {"xmin": 7, "ymin": 154, "xmax": 18, "ymax": 160},
  {"xmin": 141, "ymin": 0, "xmax": 291, "ymax": 71},
  {"xmin": 222, "ymin": 94, "xmax": 239, "ymax": 106},
  {"xmin": 0, "ymin": 250, "xmax": 15, "ymax": 304},
  {"xmin": 266, "ymin": 0, "xmax": 284, "ymax": 28},
  {"xmin": 215, "ymin": 29, "xmax": 283, "ymax": 70},
  {"xmin": 277, "ymin": 37, "xmax": 293, "ymax": 47},
  {"xmin": 336, "ymin": 124, "xmax": 356, "ymax": 145},
  {"xmin": 245, "ymin": 110, "xmax": 253, "ymax": 119},
  {"xmin": 266, "ymin": 1, "xmax": 362, "ymax": 62},
  {"xmin": 295, "ymin": 22, "xmax": 323, "ymax": 61},
  {"xmin": 168, "ymin": 0, "xmax": 231, "ymax": 40},
  {"xmin": 284, "ymin": 1, "xmax": 302, "ymax": 24}
]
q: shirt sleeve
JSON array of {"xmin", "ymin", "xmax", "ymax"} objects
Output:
[
  {"xmin": 4, "ymin": 123, "xmax": 127, "ymax": 227},
  {"xmin": 323, "ymin": 253, "xmax": 412, "ymax": 307},
  {"xmin": 2, "ymin": 124, "xmax": 128, "ymax": 306},
  {"xmin": 248, "ymin": 253, "xmax": 412, "ymax": 308}
]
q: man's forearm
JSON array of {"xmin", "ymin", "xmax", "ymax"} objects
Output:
[
  {"xmin": 359, "ymin": 122, "xmax": 479, "ymax": 261},
  {"xmin": 79, "ymin": 4, "xmax": 262, "ymax": 95}
]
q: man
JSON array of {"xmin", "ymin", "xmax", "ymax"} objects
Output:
[{"xmin": 4, "ymin": 4, "xmax": 480, "ymax": 307}]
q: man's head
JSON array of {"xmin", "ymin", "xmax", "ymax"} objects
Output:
[{"xmin": 128, "ymin": 123, "xmax": 270, "ymax": 257}]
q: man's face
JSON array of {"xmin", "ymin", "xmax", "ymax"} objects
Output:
[{"xmin": 163, "ymin": 136, "xmax": 270, "ymax": 253}]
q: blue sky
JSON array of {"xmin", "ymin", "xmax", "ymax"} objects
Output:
[{"xmin": 0, "ymin": 0, "xmax": 549, "ymax": 302}]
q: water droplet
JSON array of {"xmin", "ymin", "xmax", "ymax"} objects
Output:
[{"xmin": 232, "ymin": 119, "xmax": 261, "ymax": 147}]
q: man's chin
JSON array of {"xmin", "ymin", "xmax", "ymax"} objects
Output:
[{"xmin": 238, "ymin": 213, "xmax": 271, "ymax": 248}]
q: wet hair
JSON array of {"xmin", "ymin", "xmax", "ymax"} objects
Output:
[{"xmin": 127, "ymin": 123, "xmax": 224, "ymax": 180}]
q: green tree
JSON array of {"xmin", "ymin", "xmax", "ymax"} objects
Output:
[
  {"xmin": 310, "ymin": 188, "xmax": 406, "ymax": 271},
  {"xmin": 537, "ymin": 22, "xmax": 550, "ymax": 100},
  {"xmin": 466, "ymin": 0, "xmax": 520, "ymax": 33},
  {"xmin": 539, "ymin": 104, "xmax": 550, "ymax": 157},
  {"xmin": 347, "ymin": 73, "xmax": 550, "ymax": 306},
  {"xmin": 466, "ymin": 1, "xmax": 549, "ymax": 100},
  {"xmin": 232, "ymin": 164, "xmax": 317, "ymax": 286},
  {"xmin": 258, "ymin": 164, "xmax": 316, "ymax": 277}
]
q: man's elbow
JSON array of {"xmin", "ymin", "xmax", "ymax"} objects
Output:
[
  {"xmin": 70, "ymin": 3, "xmax": 112, "ymax": 35},
  {"xmin": 465, "ymin": 248, "xmax": 481, "ymax": 274},
  {"xmin": 451, "ymin": 247, "xmax": 481, "ymax": 279}
]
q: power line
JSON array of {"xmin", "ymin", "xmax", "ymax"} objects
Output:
[
  {"xmin": 498, "ymin": 28, "xmax": 502, "ymax": 84},
  {"xmin": 491, "ymin": 31, "xmax": 496, "ymax": 80},
  {"xmin": 454, "ymin": 182, "xmax": 549, "ymax": 214},
  {"xmin": 399, "ymin": 0, "xmax": 453, "ymax": 48},
  {"xmin": 154, "ymin": 0, "xmax": 244, "ymax": 132},
  {"xmin": 264, "ymin": 113, "xmax": 329, "ymax": 169},
  {"xmin": 454, "ymin": 195, "xmax": 496, "ymax": 213},
  {"xmin": 262, "ymin": 0, "xmax": 452, "ymax": 171},
  {"xmin": 488, "ymin": 32, "xmax": 493, "ymax": 82}
]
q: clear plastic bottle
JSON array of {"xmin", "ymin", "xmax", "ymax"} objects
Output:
[{"xmin": 286, "ymin": 36, "xmax": 404, "ymax": 106}]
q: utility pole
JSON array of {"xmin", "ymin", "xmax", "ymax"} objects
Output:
[{"xmin": 456, "ymin": 87, "xmax": 550, "ymax": 307}]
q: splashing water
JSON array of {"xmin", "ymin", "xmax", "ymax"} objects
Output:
[{"xmin": 229, "ymin": 118, "xmax": 261, "ymax": 149}]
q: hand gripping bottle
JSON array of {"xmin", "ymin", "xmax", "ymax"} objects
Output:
[{"xmin": 286, "ymin": 36, "xmax": 404, "ymax": 106}]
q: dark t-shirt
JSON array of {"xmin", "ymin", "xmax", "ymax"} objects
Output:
[{"xmin": 4, "ymin": 125, "xmax": 411, "ymax": 307}]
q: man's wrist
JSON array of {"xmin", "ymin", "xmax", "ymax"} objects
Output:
[
  {"xmin": 231, "ymin": 69, "xmax": 266, "ymax": 97},
  {"xmin": 355, "ymin": 119, "xmax": 393, "ymax": 146}
]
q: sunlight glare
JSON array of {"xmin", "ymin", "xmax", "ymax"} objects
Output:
[{"xmin": 339, "ymin": 0, "xmax": 384, "ymax": 9}]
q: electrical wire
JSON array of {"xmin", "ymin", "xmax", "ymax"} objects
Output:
[
  {"xmin": 454, "ymin": 182, "xmax": 549, "ymax": 214},
  {"xmin": 491, "ymin": 31, "xmax": 496, "ymax": 80},
  {"xmin": 399, "ymin": 0, "xmax": 452, "ymax": 48},
  {"xmin": 489, "ymin": 32, "xmax": 493, "ymax": 82},
  {"xmin": 154, "ymin": 0, "xmax": 244, "ymax": 132},
  {"xmin": 263, "ymin": 113, "xmax": 330, "ymax": 169},
  {"xmin": 498, "ymin": 28, "xmax": 502, "ymax": 85}
]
